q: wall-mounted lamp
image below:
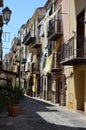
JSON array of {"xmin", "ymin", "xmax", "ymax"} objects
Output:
[
  {"xmin": 0, "ymin": 5, "xmax": 12, "ymax": 67},
  {"xmin": 2, "ymin": 6, "xmax": 12, "ymax": 25}
]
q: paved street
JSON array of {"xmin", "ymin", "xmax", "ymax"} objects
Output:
[{"xmin": 0, "ymin": 96, "xmax": 86, "ymax": 130}]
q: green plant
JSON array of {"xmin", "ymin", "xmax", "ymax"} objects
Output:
[
  {"xmin": 6, "ymin": 86, "xmax": 25, "ymax": 116},
  {"xmin": 0, "ymin": 86, "xmax": 9, "ymax": 112},
  {"xmin": 27, "ymin": 86, "xmax": 32, "ymax": 92},
  {"xmin": 27, "ymin": 86, "xmax": 32, "ymax": 96},
  {"xmin": 7, "ymin": 86, "xmax": 24, "ymax": 105}
]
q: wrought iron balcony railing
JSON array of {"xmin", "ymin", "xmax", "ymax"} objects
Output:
[
  {"xmin": 16, "ymin": 38, "xmax": 21, "ymax": 45},
  {"xmin": 48, "ymin": 19, "xmax": 63, "ymax": 41},
  {"xmin": 32, "ymin": 37, "xmax": 41, "ymax": 48},
  {"xmin": 16, "ymin": 56, "xmax": 20, "ymax": 62},
  {"xmin": 23, "ymin": 31, "xmax": 35, "ymax": 45},
  {"xmin": 51, "ymin": 52, "xmax": 62, "ymax": 72},
  {"xmin": 60, "ymin": 36, "xmax": 86, "ymax": 65}
]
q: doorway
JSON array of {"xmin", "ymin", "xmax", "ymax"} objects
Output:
[
  {"xmin": 76, "ymin": 71, "xmax": 84, "ymax": 111},
  {"xmin": 77, "ymin": 9, "xmax": 85, "ymax": 57}
]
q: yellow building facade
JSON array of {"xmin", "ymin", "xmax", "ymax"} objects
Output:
[{"xmin": 62, "ymin": 0, "xmax": 86, "ymax": 113}]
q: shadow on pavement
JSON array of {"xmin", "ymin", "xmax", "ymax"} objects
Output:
[{"xmin": 0, "ymin": 96, "xmax": 86, "ymax": 130}]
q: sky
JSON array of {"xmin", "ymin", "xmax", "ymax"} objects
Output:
[{"xmin": 2, "ymin": 0, "xmax": 47, "ymax": 57}]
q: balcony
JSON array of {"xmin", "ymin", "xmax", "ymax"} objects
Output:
[
  {"xmin": 48, "ymin": 19, "xmax": 62, "ymax": 41},
  {"xmin": 16, "ymin": 38, "xmax": 21, "ymax": 45},
  {"xmin": 51, "ymin": 52, "xmax": 62, "ymax": 72},
  {"xmin": 13, "ymin": 65, "xmax": 18, "ymax": 73},
  {"xmin": 16, "ymin": 56, "xmax": 20, "ymax": 62},
  {"xmin": 11, "ymin": 46, "xmax": 16, "ymax": 53},
  {"xmin": 32, "ymin": 37, "xmax": 41, "ymax": 48},
  {"xmin": 13, "ymin": 60, "xmax": 16, "ymax": 65},
  {"xmin": 23, "ymin": 31, "xmax": 35, "ymax": 45},
  {"xmin": 13, "ymin": 55, "xmax": 16, "ymax": 65},
  {"xmin": 60, "ymin": 36, "xmax": 86, "ymax": 65}
]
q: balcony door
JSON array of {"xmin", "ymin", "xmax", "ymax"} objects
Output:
[{"xmin": 77, "ymin": 9, "xmax": 85, "ymax": 57}]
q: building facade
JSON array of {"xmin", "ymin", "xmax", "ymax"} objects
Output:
[
  {"xmin": 4, "ymin": 0, "xmax": 86, "ymax": 114},
  {"xmin": 60, "ymin": 0, "xmax": 86, "ymax": 113}
]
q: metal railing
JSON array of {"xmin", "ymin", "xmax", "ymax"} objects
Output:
[
  {"xmin": 48, "ymin": 19, "xmax": 62, "ymax": 37},
  {"xmin": 61, "ymin": 36, "xmax": 86, "ymax": 62},
  {"xmin": 23, "ymin": 31, "xmax": 35, "ymax": 44},
  {"xmin": 32, "ymin": 36, "xmax": 41, "ymax": 48}
]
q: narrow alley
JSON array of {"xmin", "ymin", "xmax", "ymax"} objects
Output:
[{"xmin": 0, "ymin": 96, "xmax": 86, "ymax": 130}]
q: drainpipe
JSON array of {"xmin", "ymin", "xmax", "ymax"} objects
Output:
[
  {"xmin": 43, "ymin": 76, "xmax": 45, "ymax": 99},
  {"xmin": 46, "ymin": 75, "xmax": 48, "ymax": 100}
]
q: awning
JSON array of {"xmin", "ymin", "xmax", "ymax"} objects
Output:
[{"xmin": 0, "ymin": 69, "xmax": 17, "ymax": 76}]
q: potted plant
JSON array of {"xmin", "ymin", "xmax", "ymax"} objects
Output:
[
  {"xmin": 0, "ymin": 86, "xmax": 9, "ymax": 112},
  {"xmin": 26, "ymin": 86, "xmax": 33, "ymax": 96},
  {"xmin": 7, "ymin": 86, "xmax": 24, "ymax": 116}
]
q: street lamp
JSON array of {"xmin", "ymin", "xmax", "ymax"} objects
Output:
[
  {"xmin": 0, "ymin": 6, "xmax": 12, "ymax": 68},
  {"xmin": 2, "ymin": 6, "xmax": 12, "ymax": 24}
]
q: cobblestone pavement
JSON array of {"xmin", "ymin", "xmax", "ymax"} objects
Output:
[{"xmin": 0, "ymin": 96, "xmax": 86, "ymax": 130}]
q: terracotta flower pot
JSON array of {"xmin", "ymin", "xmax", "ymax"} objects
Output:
[{"xmin": 8, "ymin": 104, "xmax": 20, "ymax": 117}]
